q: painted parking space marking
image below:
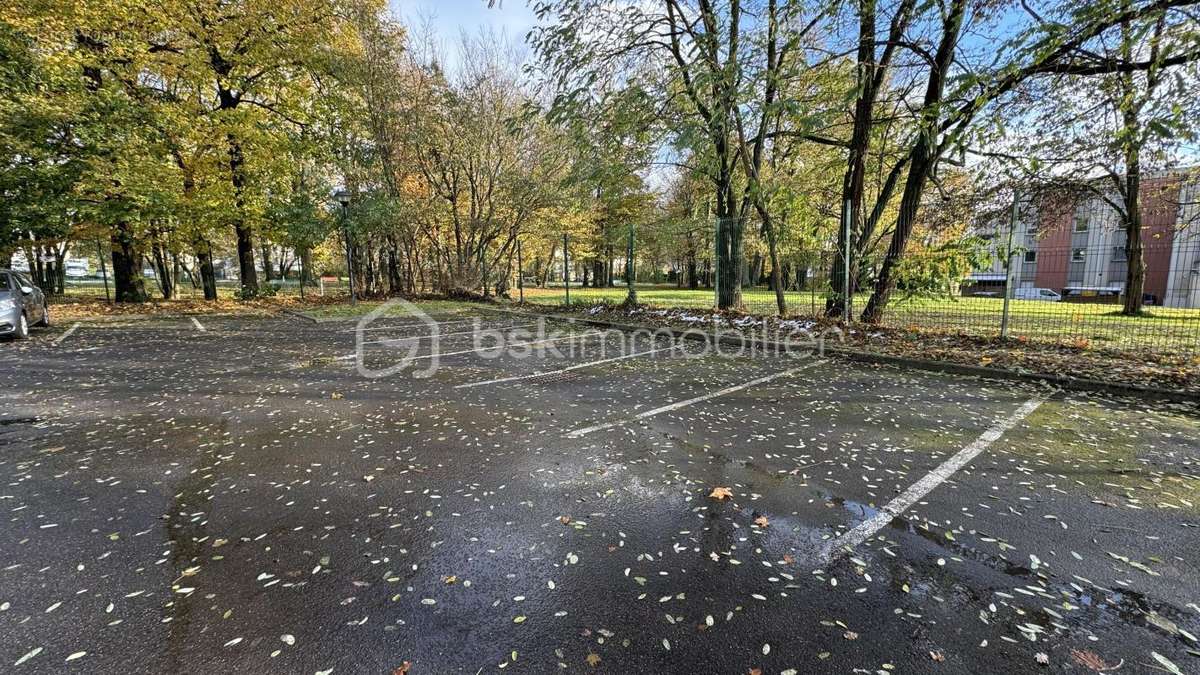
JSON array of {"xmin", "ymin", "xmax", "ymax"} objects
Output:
[
  {"xmin": 191, "ymin": 317, "xmax": 206, "ymax": 332},
  {"xmin": 455, "ymin": 340, "xmax": 687, "ymax": 389},
  {"xmin": 564, "ymin": 359, "xmax": 822, "ymax": 438},
  {"xmin": 52, "ymin": 323, "xmax": 81, "ymax": 347},
  {"xmin": 815, "ymin": 395, "xmax": 1046, "ymax": 566}
]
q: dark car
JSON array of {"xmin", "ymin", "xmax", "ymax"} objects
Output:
[{"xmin": 1, "ymin": 269, "xmax": 50, "ymax": 339}]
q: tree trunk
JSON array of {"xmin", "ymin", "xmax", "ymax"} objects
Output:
[
  {"xmin": 300, "ymin": 247, "xmax": 313, "ymax": 286},
  {"xmin": 540, "ymin": 242, "xmax": 557, "ymax": 287},
  {"xmin": 861, "ymin": 0, "xmax": 965, "ymax": 323},
  {"xmin": 227, "ymin": 133, "xmax": 258, "ymax": 296},
  {"xmin": 861, "ymin": 145, "xmax": 936, "ymax": 323},
  {"xmin": 715, "ymin": 214, "xmax": 742, "ymax": 309},
  {"xmin": 827, "ymin": 0, "xmax": 915, "ymax": 318},
  {"xmin": 387, "ymin": 239, "xmax": 403, "ymax": 295},
  {"xmin": 260, "ymin": 243, "xmax": 273, "ymax": 282},
  {"xmin": 715, "ymin": 158, "xmax": 743, "ymax": 309},
  {"xmin": 172, "ymin": 252, "xmax": 183, "ymax": 294},
  {"xmin": 1122, "ymin": 156, "xmax": 1145, "ymax": 314},
  {"xmin": 828, "ymin": 0, "xmax": 877, "ymax": 318},
  {"xmin": 111, "ymin": 221, "xmax": 148, "ymax": 303},
  {"xmin": 151, "ymin": 239, "xmax": 173, "ymax": 299},
  {"xmin": 51, "ymin": 246, "xmax": 66, "ymax": 295},
  {"xmin": 194, "ymin": 239, "xmax": 218, "ymax": 301}
]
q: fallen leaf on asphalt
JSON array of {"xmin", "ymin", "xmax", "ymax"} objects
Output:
[
  {"xmin": 754, "ymin": 515, "xmax": 769, "ymax": 527},
  {"xmin": 14, "ymin": 648, "xmax": 42, "ymax": 667},
  {"xmin": 1035, "ymin": 652, "xmax": 1049, "ymax": 665},
  {"xmin": 1151, "ymin": 652, "xmax": 1185, "ymax": 675},
  {"xmin": 392, "ymin": 662, "xmax": 412, "ymax": 675},
  {"xmin": 709, "ymin": 487, "xmax": 733, "ymax": 500},
  {"xmin": 930, "ymin": 651, "xmax": 945, "ymax": 662},
  {"xmin": 586, "ymin": 653, "xmax": 601, "ymax": 667},
  {"xmin": 1146, "ymin": 612, "xmax": 1179, "ymax": 636},
  {"xmin": 1069, "ymin": 649, "xmax": 1115, "ymax": 671}
]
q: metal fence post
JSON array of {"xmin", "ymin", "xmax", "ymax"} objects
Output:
[
  {"xmin": 713, "ymin": 215, "xmax": 721, "ymax": 307},
  {"xmin": 1000, "ymin": 190, "xmax": 1019, "ymax": 339},
  {"xmin": 563, "ymin": 232, "xmax": 570, "ymax": 306},
  {"xmin": 342, "ymin": 204, "xmax": 356, "ymax": 305},
  {"xmin": 517, "ymin": 239, "xmax": 524, "ymax": 303},
  {"xmin": 842, "ymin": 199, "xmax": 851, "ymax": 325},
  {"xmin": 626, "ymin": 223, "xmax": 637, "ymax": 304},
  {"xmin": 811, "ymin": 252, "xmax": 818, "ymax": 317}
]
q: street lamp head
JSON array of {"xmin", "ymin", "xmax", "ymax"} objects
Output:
[{"xmin": 334, "ymin": 189, "xmax": 351, "ymax": 207}]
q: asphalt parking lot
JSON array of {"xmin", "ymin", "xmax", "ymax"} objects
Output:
[{"xmin": 1, "ymin": 307, "xmax": 1198, "ymax": 673}]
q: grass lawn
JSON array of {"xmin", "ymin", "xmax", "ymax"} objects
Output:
[
  {"xmin": 519, "ymin": 284, "xmax": 1200, "ymax": 354},
  {"xmin": 48, "ymin": 279, "xmax": 1199, "ymax": 354}
]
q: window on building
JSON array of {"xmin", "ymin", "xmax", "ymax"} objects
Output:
[
  {"xmin": 1074, "ymin": 216, "xmax": 1088, "ymax": 232},
  {"xmin": 1112, "ymin": 246, "xmax": 1127, "ymax": 262},
  {"xmin": 1023, "ymin": 251, "xmax": 1037, "ymax": 263},
  {"xmin": 1072, "ymin": 248, "xmax": 1086, "ymax": 263}
]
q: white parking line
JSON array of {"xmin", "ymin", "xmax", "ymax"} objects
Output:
[
  {"xmin": 815, "ymin": 396, "xmax": 1046, "ymax": 566},
  {"xmin": 362, "ymin": 323, "xmax": 537, "ymax": 346},
  {"xmin": 564, "ymin": 360, "xmax": 822, "ymax": 438},
  {"xmin": 191, "ymin": 317, "xmax": 206, "ymax": 332},
  {"xmin": 455, "ymin": 341, "xmax": 686, "ymax": 389},
  {"xmin": 52, "ymin": 323, "xmax": 81, "ymax": 346}
]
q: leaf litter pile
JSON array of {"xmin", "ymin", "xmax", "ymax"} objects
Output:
[
  {"xmin": 528, "ymin": 302, "xmax": 1200, "ymax": 394},
  {"xmin": 0, "ymin": 313, "xmax": 1197, "ymax": 673}
]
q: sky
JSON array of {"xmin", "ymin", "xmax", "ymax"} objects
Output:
[{"xmin": 388, "ymin": 0, "xmax": 539, "ymax": 72}]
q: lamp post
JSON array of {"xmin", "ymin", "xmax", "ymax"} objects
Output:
[{"xmin": 335, "ymin": 190, "xmax": 355, "ymax": 305}]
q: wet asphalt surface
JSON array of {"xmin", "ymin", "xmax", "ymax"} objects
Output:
[{"xmin": 0, "ymin": 307, "xmax": 1198, "ymax": 674}]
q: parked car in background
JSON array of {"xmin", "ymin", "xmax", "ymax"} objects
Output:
[
  {"xmin": 65, "ymin": 259, "xmax": 90, "ymax": 278},
  {"xmin": 0, "ymin": 269, "xmax": 50, "ymax": 339},
  {"xmin": 1013, "ymin": 287, "xmax": 1062, "ymax": 302}
]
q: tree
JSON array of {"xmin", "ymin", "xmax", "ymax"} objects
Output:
[
  {"xmin": 998, "ymin": 5, "xmax": 1200, "ymax": 314},
  {"xmin": 151, "ymin": 0, "xmax": 362, "ymax": 297},
  {"xmin": 854, "ymin": 0, "xmax": 1200, "ymax": 322},
  {"xmin": 530, "ymin": 0, "xmax": 824, "ymax": 310}
]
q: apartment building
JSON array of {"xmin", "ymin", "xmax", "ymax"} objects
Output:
[{"xmin": 968, "ymin": 171, "xmax": 1200, "ymax": 307}]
